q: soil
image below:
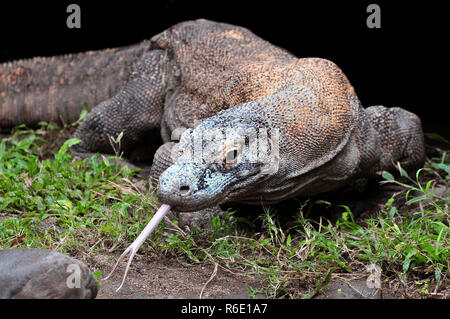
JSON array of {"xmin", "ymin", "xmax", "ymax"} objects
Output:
[
  {"xmin": 83, "ymin": 252, "xmax": 265, "ymax": 299},
  {"xmin": 80, "ymin": 252, "xmax": 408, "ymax": 299}
]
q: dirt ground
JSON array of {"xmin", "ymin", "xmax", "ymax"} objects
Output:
[
  {"xmin": 82, "ymin": 249, "xmax": 450, "ymax": 299},
  {"xmin": 85, "ymin": 252, "xmax": 265, "ymax": 299},
  {"xmin": 81, "ymin": 251, "xmax": 402, "ymax": 299}
]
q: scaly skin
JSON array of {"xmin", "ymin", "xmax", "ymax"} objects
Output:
[
  {"xmin": 0, "ymin": 41, "xmax": 152, "ymax": 130},
  {"xmin": 0, "ymin": 19, "xmax": 425, "ymax": 222}
]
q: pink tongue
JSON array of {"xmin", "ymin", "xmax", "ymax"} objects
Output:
[{"xmin": 102, "ymin": 204, "xmax": 171, "ymax": 291}]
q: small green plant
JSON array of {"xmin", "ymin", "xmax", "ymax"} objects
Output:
[
  {"xmin": 92, "ymin": 270, "xmax": 103, "ymax": 290},
  {"xmin": 0, "ymin": 123, "xmax": 159, "ymax": 256}
]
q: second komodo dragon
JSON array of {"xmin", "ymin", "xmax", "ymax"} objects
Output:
[{"xmin": 0, "ymin": 19, "xmax": 425, "ymax": 226}]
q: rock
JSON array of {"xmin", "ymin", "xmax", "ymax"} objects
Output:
[
  {"xmin": 0, "ymin": 248, "xmax": 98, "ymax": 299},
  {"xmin": 315, "ymin": 277, "xmax": 395, "ymax": 299}
]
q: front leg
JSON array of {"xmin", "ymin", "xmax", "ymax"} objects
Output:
[
  {"xmin": 363, "ymin": 105, "xmax": 425, "ymax": 174},
  {"xmin": 176, "ymin": 207, "xmax": 227, "ymax": 232},
  {"xmin": 71, "ymin": 49, "xmax": 167, "ymax": 158}
]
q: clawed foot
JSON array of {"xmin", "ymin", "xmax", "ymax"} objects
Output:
[{"xmin": 176, "ymin": 207, "xmax": 227, "ymax": 232}]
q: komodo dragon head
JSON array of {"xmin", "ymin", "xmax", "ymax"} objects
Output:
[{"xmin": 157, "ymin": 111, "xmax": 277, "ymax": 211}]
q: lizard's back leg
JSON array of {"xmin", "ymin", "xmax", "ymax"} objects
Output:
[{"xmin": 71, "ymin": 49, "xmax": 167, "ymax": 158}]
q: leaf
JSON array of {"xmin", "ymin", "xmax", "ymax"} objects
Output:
[
  {"xmin": 385, "ymin": 197, "xmax": 395, "ymax": 207},
  {"xmin": 212, "ymin": 217, "xmax": 221, "ymax": 229},
  {"xmin": 431, "ymin": 163, "xmax": 450, "ymax": 176},
  {"xmin": 415, "ymin": 168, "xmax": 426, "ymax": 185},
  {"xmin": 382, "ymin": 171, "xmax": 395, "ymax": 181},
  {"xmin": 0, "ymin": 197, "xmax": 15, "ymax": 210},
  {"xmin": 55, "ymin": 138, "xmax": 82, "ymax": 161},
  {"xmin": 111, "ymin": 132, "xmax": 124, "ymax": 144},
  {"xmin": 396, "ymin": 162, "xmax": 409, "ymax": 178},
  {"xmin": 314, "ymin": 200, "xmax": 331, "ymax": 207},
  {"xmin": 51, "ymin": 199, "xmax": 73, "ymax": 212},
  {"xmin": 92, "ymin": 270, "xmax": 103, "ymax": 290},
  {"xmin": 388, "ymin": 206, "xmax": 397, "ymax": 219},
  {"xmin": 393, "ymin": 223, "xmax": 401, "ymax": 234},
  {"xmin": 424, "ymin": 180, "xmax": 434, "ymax": 195},
  {"xmin": 406, "ymin": 189, "xmax": 415, "ymax": 202},
  {"xmin": 72, "ymin": 104, "xmax": 89, "ymax": 127},
  {"xmin": 420, "ymin": 241, "xmax": 436, "ymax": 259},
  {"xmin": 406, "ymin": 195, "xmax": 428, "ymax": 205},
  {"xmin": 286, "ymin": 234, "xmax": 292, "ymax": 247},
  {"xmin": 302, "ymin": 268, "xmax": 334, "ymax": 299},
  {"xmin": 431, "ymin": 221, "xmax": 448, "ymax": 235},
  {"xmin": 435, "ymin": 265, "xmax": 443, "ymax": 287},
  {"xmin": 435, "ymin": 227, "xmax": 445, "ymax": 256},
  {"xmin": 402, "ymin": 250, "xmax": 417, "ymax": 279}
]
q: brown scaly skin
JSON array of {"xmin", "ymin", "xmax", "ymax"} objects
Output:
[
  {"xmin": 0, "ymin": 41, "xmax": 152, "ymax": 130},
  {"xmin": 0, "ymin": 19, "xmax": 425, "ymax": 227}
]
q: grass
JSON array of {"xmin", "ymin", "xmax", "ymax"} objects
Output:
[
  {"xmin": 0, "ymin": 120, "xmax": 448, "ymax": 298},
  {"xmin": 0, "ymin": 122, "xmax": 160, "ymax": 254}
]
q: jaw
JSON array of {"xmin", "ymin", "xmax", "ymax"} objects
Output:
[
  {"xmin": 157, "ymin": 166, "xmax": 267, "ymax": 212},
  {"xmin": 156, "ymin": 190, "xmax": 222, "ymax": 212}
]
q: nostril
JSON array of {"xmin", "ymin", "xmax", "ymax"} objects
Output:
[{"xmin": 179, "ymin": 185, "xmax": 190, "ymax": 195}]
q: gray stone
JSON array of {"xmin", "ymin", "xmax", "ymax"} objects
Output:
[
  {"xmin": 316, "ymin": 278, "xmax": 381, "ymax": 299},
  {"xmin": 0, "ymin": 248, "xmax": 97, "ymax": 299}
]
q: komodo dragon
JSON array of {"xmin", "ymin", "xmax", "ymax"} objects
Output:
[
  {"xmin": 1, "ymin": 18, "xmax": 425, "ymax": 218},
  {"xmin": 0, "ymin": 18, "xmax": 425, "ymax": 290}
]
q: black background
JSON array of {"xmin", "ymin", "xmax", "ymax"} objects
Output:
[
  {"xmin": 1, "ymin": 0, "xmax": 448, "ymax": 139},
  {"xmin": 0, "ymin": 1, "xmax": 448, "ymax": 308}
]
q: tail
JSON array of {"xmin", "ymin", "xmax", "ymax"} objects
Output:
[{"xmin": 0, "ymin": 40, "xmax": 152, "ymax": 131}]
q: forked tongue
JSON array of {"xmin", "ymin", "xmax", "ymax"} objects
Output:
[{"xmin": 102, "ymin": 204, "xmax": 171, "ymax": 292}]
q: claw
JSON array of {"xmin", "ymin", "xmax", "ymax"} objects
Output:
[{"xmin": 102, "ymin": 204, "xmax": 171, "ymax": 292}]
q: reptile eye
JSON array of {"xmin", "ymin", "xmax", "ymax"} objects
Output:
[{"xmin": 224, "ymin": 148, "xmax": 239, "ymax": 167}]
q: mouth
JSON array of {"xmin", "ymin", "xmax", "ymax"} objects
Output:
[
  {"xmin": 156, "ymin": 190, "xmax": 220, "ymax": 212},
  {"xmin": 157, "ymin": 167, "xmax": 265, "ymax": 212}
]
